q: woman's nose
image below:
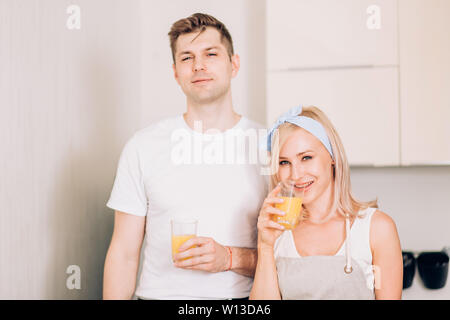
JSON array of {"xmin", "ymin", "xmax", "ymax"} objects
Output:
[{"xmin": 290, "ymin": 164, "xmax": 303, "ymax": 180}]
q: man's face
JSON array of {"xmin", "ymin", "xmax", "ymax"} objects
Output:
[{"xmin": 172, "ymin": 27, "xmax": 239, "ymax": 105}]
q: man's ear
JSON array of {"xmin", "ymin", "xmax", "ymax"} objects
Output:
[
  {"xmin": 230, "ymin": 54, "xmax": 240, "ymax": 78},
  {"xmin": 172, "ymin": 63, "xmax": 180, "ymax": 85}
]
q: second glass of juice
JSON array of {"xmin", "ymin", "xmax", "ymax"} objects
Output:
[
  {"xmin": 171, "ymin": 219, "xmax": 198, "ymax": 261},
  {"xmin": 274, "ymin": 181, "xmax": 304, "ymax": 230}
]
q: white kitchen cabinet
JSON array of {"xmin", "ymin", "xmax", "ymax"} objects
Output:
[
  {"xmin": 398, "ymin": 0, "xmax": 450, "ymax": 165},
  {"xmin": 267, "ymin": 68, "xmax": 399, "ymax": 166},
  {"xmin": 267, "ymin": 0, "xmax": 398, "ymax": 71}
]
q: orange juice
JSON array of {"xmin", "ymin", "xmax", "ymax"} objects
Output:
[
  {"xmin": 171, "ymin": 234, "xmax": 196, "ymax": 260},
  {"xmin": 274, "ymin": 196, "xmax": 303, "ymax": 230}
]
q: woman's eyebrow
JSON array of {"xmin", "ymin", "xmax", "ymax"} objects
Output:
[{"xmin": 279, "ymin": 150, "xmax": 313, "ymax": 159}]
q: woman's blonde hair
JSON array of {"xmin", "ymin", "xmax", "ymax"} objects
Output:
[{"xmin": 269, "ymin": 106, "xmax": 377, "ymax": 220}]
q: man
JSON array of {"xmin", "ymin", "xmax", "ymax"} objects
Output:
[{"xmin": 103, "ymin": 13, "xmax": 267, "ymax": 299}]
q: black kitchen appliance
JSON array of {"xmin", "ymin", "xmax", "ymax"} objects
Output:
[
  {"xmin": 417, "ymin": 252, "xmax": 449, "ymax": 289},
  {"xmin": 402, "ymin": 251, "xmax": 416, "ymax": 289}
]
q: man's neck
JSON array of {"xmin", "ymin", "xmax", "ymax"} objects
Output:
[{"xmin": 183, "ymin": 95, "xmax": 241, "ymax": 133}]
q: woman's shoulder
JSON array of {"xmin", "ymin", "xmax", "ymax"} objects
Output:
[
  {"xmin": 371, "ymin": 210, "xmax": 397, "ymax": 232},
  {"xmin": 369, "ymin": 210, "xmax": 400, "ymax": 252}
]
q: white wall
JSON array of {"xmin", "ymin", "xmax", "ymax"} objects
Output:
[
  {"xmin": 351, "ymin": 167, "xmax": 450, "ymax": 252},
  {"xmin": 0, "ymin": 0, "xmax": 142, "ymax": 299}
]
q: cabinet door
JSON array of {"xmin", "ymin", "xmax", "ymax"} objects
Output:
[
  {"xmin": 267, "ymin": 68, "xmax": 399, "ymax": 166},
  {"xmin": 399, "ymin": 0, "xmax": 450, "ymax": 165},
  {"xmin": 267, "ymin": 0, "xmax": 398, "ymax": 70}
]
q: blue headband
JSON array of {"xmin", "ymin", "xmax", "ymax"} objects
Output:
[{"xmin": 267, "ymin": 105, "xmax": 334, "ymax": 159}]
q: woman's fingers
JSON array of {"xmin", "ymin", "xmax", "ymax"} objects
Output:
[
  {"xmin": 264, "ymin": 205, "xmax": 285, "ymax": 216},
  {"xmin": 264, "ymin": 197, "xmax": 284, "ymax": 205},
  {"xmin": 261, "ymin": 195, "xmax": 284, "ymax": 212},
  {"xmin": 268, "ymin": 183, "xmax": 282, "ymax": 198},
  {"xmin": 257, "ymin": 185, "xmax": 286, "ymax": 246},
  {"xmin": 258, "ymin": 216, "xmax": 285, "ymax": 231}
]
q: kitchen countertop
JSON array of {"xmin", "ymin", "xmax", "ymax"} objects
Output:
[{"xmin": 402, "ymin": 275, "xmax": 450, "ymax": 300}]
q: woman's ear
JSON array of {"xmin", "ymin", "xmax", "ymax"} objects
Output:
[{"xmin": 331, "ymin": 160, "xmax": 336, "ymax": 178}]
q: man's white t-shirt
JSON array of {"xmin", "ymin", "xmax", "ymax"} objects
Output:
[{"xmin": 106, "ymin": 115, "xmax": 268, "ymax": 299}]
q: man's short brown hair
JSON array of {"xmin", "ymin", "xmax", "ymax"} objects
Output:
[{"xmin": 168, "ymin": 13, "xmax": 234, "ymax": 63}]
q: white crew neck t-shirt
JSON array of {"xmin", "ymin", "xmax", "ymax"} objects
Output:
[{"xmin": 107, "ymin": 115, "xmax": 268, "ymax": 299}]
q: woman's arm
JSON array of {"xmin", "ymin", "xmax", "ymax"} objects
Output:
[
  {"xmin": 249, "ymin": 184, "xmax": 285, "ymax": 300},
  {"xmin": 249, "ymin": 243, "xmax": 282, "ymax": 300},
  {"xmin": 370, "ymin": 210, "xmax": 403, "ymax": 300}
]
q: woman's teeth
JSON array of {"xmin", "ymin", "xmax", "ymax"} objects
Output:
[{"xmin": 295, "ymin": 181, "xmax": 313, "ymax": 188}]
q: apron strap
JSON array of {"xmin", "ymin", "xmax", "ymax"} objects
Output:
[{"xmin": 344, "ymin": 215, "xmax": 353, "ymax": 274}]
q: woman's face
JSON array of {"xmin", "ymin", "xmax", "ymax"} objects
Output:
[{"xmin": 277, "ymin": 128, "xmax": 334, "ymax": 205}]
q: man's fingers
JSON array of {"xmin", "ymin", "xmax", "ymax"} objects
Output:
[
  {"xmin": 180, "ymin": 262, "xmax": 213, "ymax": 271},
  {"xmin": 174, "ymin": 245, "xmax": 209, "ymax": 261},
  {"xmin": 174, "ymin": 253, "xmax": 213, "ymax": 268},
  {"xmin": 178, "ymin": 236, "xmax": 212, "ymax": 252}
]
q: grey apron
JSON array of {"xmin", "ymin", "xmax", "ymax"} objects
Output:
[{"xmin": 275, "ymin": 216, "xmax": 375, "ymax": 300}]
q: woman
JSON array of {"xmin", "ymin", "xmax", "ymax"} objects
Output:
[{"xmin": 250, "ymin": 105, "xmax": 403, "ymax": 300}]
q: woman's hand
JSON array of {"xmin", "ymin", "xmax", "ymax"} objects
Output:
[{"xmin": 257, "ymin": 183, "xmax": 286, "ymax": 249}]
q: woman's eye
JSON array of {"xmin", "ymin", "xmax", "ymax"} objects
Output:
[
  {"xmin": 207, "ymin": 53, "xmax": 217, "ymax": 57},
  {"xmin": 302, "ymin": 156, "xmax": 312, "ymax": 161},
  {"xmin": 279, "ymin": 160, "xmax": 290, "ymax": 166}
]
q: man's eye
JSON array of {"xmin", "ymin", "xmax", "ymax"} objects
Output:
[
  {"xmin": 279, "ymin": 160, "xmax": 290, "ymax": 166},
  {"xmin": 181, "ymin": 57, "xmax": 191, "ymax": 61},
  {"xmin": 207, "ymin": 53, "xmax": 217, "ymax": 56}
]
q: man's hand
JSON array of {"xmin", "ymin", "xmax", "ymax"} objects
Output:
[{"xmin": 173, "ymin": 236, "xmax": 230, "ymax": 273}]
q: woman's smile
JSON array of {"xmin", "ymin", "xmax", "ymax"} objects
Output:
[{"xmin": 294, "ymin": 180, "xmax": 314, "ymax": 193}]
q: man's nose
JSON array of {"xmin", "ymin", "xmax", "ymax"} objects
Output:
[{"xmin": 193, "ymin": 57, "xmax": 206, "ymax": 72}]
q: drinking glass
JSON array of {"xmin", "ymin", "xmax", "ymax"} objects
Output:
[
  {"xmin": 171, "ymin": 219, "xmax": 198, "ymax": 261},
  {"xmin": 273, "ymin": 181, "xmax": 304, "ymax": 230}
]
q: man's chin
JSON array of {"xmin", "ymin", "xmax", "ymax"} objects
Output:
[{"xmin": 188, "ymin": 91, "xmax": 228, "ymax": 105}]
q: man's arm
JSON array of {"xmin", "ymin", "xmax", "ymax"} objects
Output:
[
  {"xmin": 173, "ymin": 237, "xmax": 257, "ymax": 277},
  {"xmin": 228, "ymin": 247, "xmax": 257, "ymax": 277},
  {"xmin": 103, "ymin": 211, "xmax": 146, "ymax": 299}
]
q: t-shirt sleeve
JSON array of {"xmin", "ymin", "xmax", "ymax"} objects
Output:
[{"xmin": 106, "ymin": 135, "xmax": 147, "ymax": 217}]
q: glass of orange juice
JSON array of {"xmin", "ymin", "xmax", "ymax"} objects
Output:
[
  {"xmin": 171, "ymin": 219, "xmax": 198, "ymax": 261},
  {"xmin": 273, "ymin": 182, "xmax": 304, "ymax": 230}
]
